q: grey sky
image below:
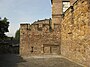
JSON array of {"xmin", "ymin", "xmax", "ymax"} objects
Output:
[{"xmin": 0, "ymin": 0, "xmax": 51, "ymax": 37}]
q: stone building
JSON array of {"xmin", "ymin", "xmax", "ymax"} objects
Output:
[{"xmin": 20, "ymin": 0, "xmax": 90, "ymax": 66}]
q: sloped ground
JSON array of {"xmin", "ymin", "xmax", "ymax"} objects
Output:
[{"xmin": 0, "ymin": 54, "xmax": 84, "ymax": 67}]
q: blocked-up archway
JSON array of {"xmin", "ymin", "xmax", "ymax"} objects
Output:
[{"xmin": 43, "ymin": 44, "xmax": 60, "ymax": 55}]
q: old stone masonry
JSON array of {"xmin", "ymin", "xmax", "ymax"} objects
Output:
[{"xmin": 20, "ymin": 0, "xmax": 90, "ymax": 67}]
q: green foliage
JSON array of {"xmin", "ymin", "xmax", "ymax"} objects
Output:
[
  {"xmin": 0, "ymin": 17, "xmax": 9, "ymax": 38},
  {"xmin": 15, "ymin": 29, "xmax": 20, "ymax": 43}
]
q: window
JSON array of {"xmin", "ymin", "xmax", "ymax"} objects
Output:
[
  {"xmin": 63, "ymin": 1, "xmax": 70, "ymax": 12},
  {"xmin": 31, "ymin": 46, "xmax": 34, "ymax": 52}
]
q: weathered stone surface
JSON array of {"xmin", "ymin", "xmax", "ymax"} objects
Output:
[
  {"xmin": 61, "ymin": 0, "xmax": 90, "ymax": 66},
  {"xmin": 20, "ymin": 19, "xmax": 61, "ymax": 56}
]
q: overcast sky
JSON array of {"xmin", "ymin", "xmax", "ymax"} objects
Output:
[{"xmin": 0, "ymin": 0, "xmax": 51, "ymax": 37}]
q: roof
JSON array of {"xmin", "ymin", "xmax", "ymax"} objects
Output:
[{"xmin": 33, "ymin": 19, "xmax": 51, "ymax": 25}]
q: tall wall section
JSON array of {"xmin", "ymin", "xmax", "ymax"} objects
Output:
[
  {"xmin": 20, "ymin": 24, "xmax": 30, "ymax": 56},
  {"xmin": 61, "ymin": 0, "xmax": 90, "ymax": 66},
  {"xmin": 20, "ymin": 19, "xmax": 61, "ymax": 56}
]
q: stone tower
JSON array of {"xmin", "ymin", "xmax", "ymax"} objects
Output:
[
  {"xmin": 51, "ymin": 0, "xmax": 63, "ymax": 29},
  {"xmin": 51, "ymin": 0, "xmax": 76, "ymax": 29}
]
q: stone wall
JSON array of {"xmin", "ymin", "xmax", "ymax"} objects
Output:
[
  {"xmin": 61, "ymin": 0, "xmax": 90, "ymax": 66},
  {"xmin": 20, "ymin": 19, "xmax": 61, "ymax": 56}
]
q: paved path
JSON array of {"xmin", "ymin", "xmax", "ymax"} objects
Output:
[{"xmin": 0, "ymin": 54, "xmax": 84, "ymax": 67}]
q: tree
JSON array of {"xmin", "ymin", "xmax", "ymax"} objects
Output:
[
  {"xmin": 0, "ymin": 17, "xmax": 9, "ymax": 39},
  {"xmin": 15, "ymin": 29, "xmax": 20, "ymax": 43}
]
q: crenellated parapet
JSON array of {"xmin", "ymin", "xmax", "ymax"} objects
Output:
[{"xmin": 20, "ymin": 19, "xmax": 60, "ymax": 33}]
